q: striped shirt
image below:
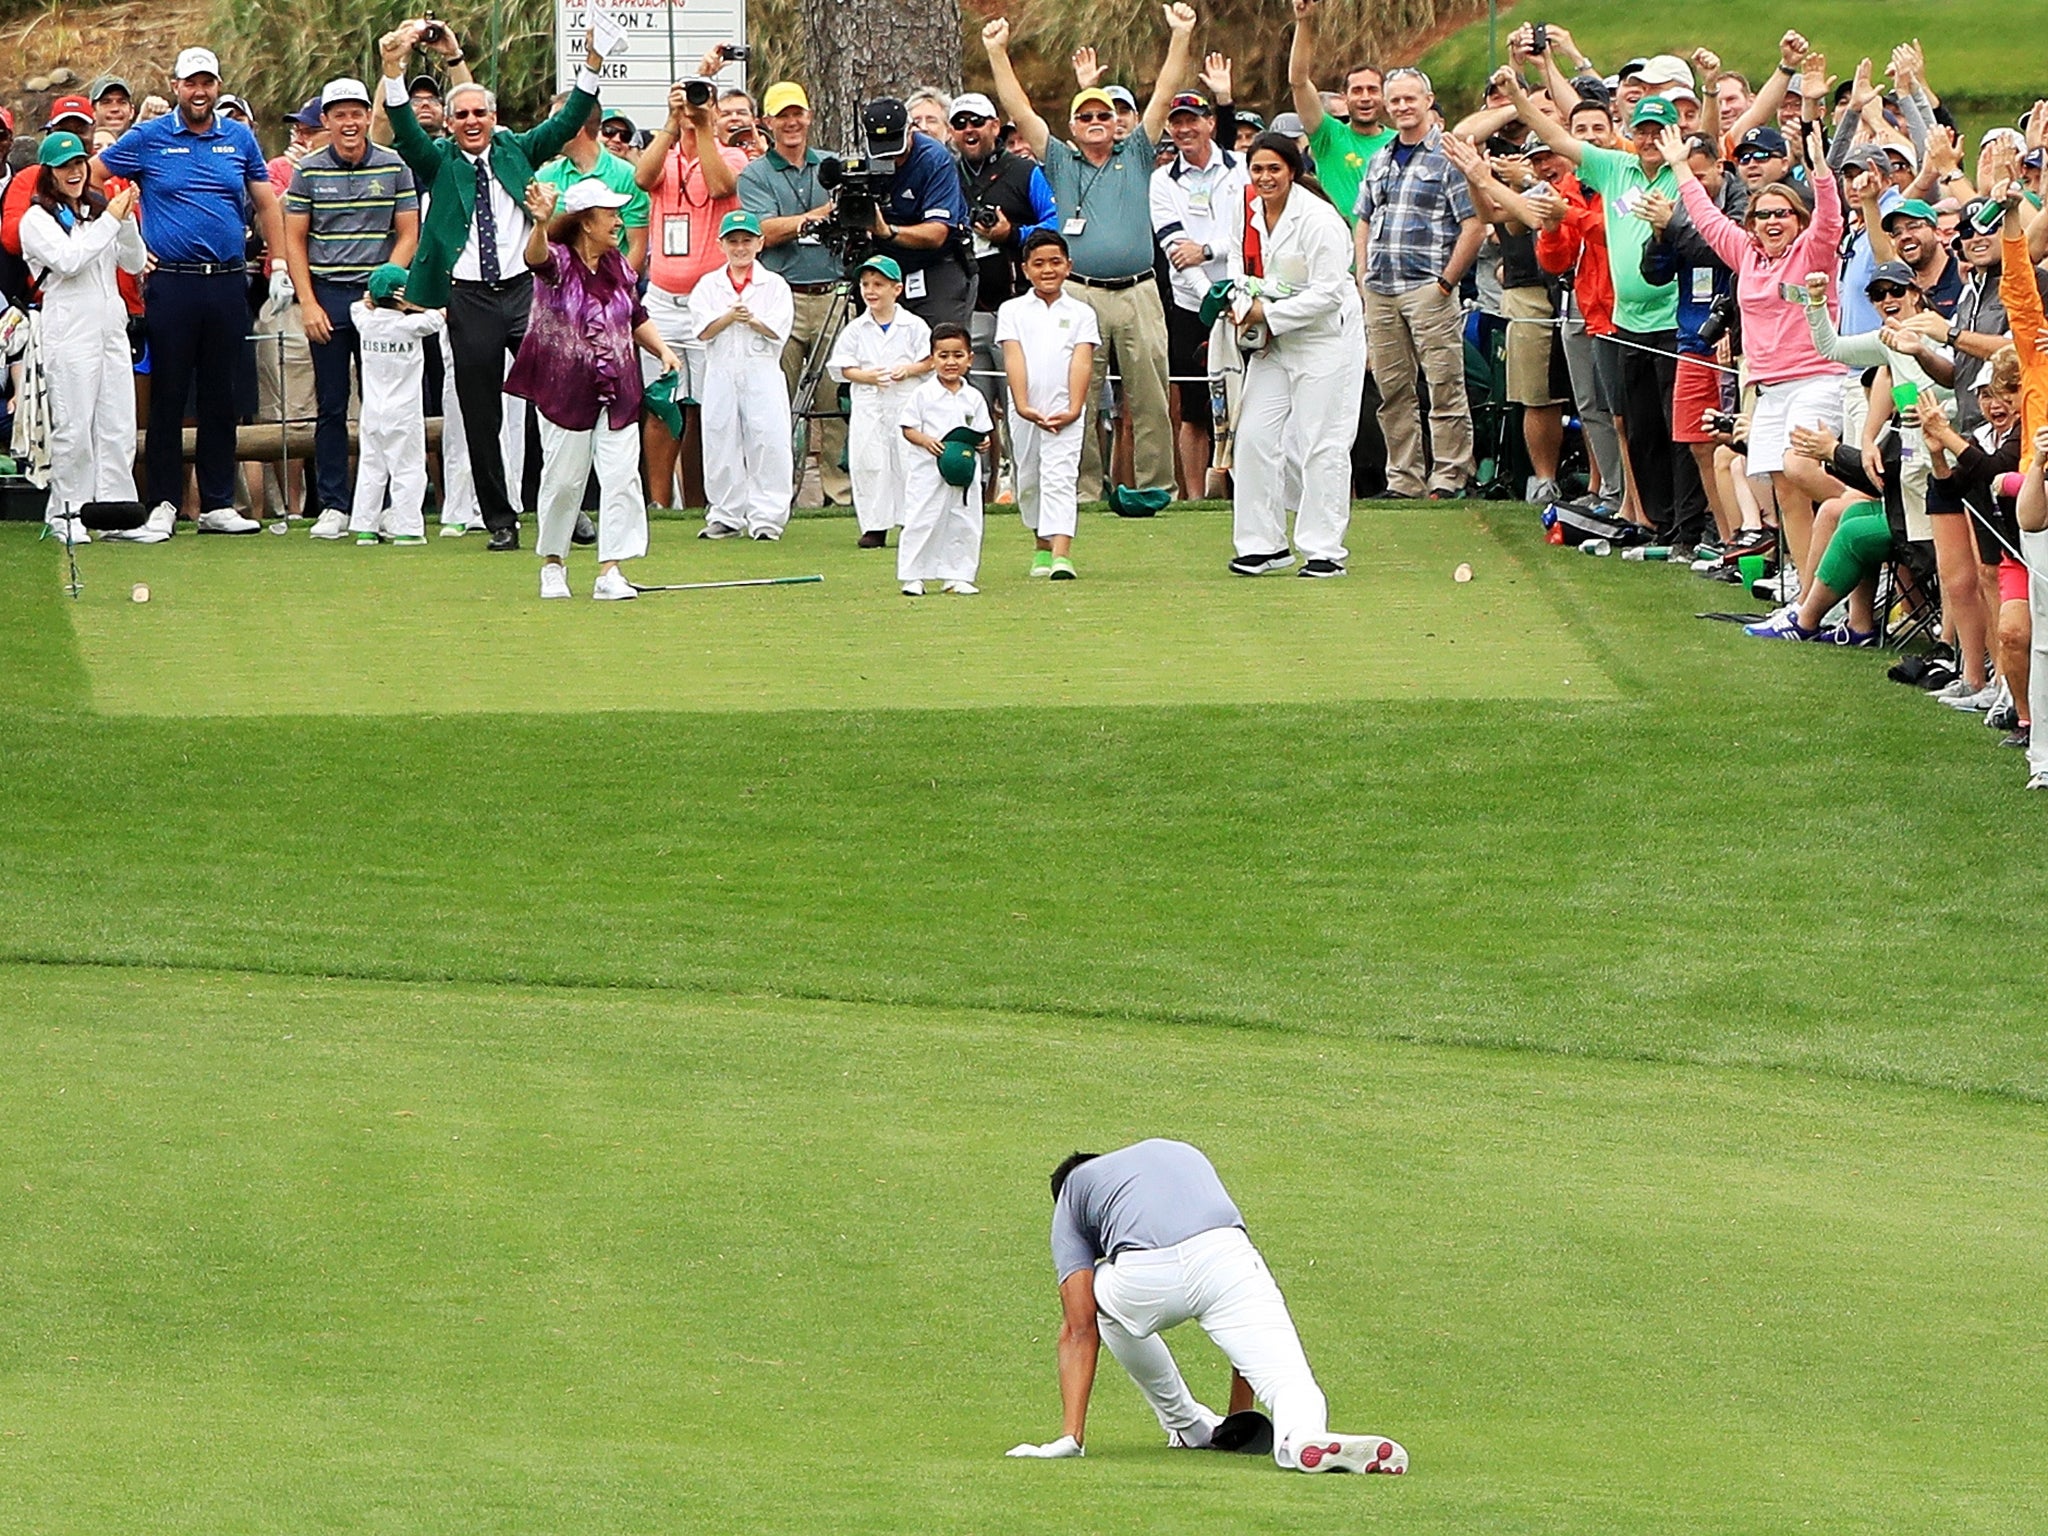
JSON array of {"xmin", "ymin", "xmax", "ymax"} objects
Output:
[{"xmin": 284, "ymin": 145, "xmax": 418, "ymax": 285}]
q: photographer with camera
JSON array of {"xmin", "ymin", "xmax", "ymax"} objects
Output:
[
  {"xmin": 857, "ymin": 96, "xmax": 976, "ymax": 332},
  {"xmin": 738, "ymin": 81, "xmax": 852, "ymax": 505},
  {"xmin": 951, "ymin": 91, "xmax": 1057, "ymax": 434},
  {"xmin": 634, "ymin": 51, "xmax": 748, "ymax": 513}
]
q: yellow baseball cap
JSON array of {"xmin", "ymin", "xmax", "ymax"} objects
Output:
[
  {"xmin": 763, "ymin": 82, "xmax": 810, "ymax": 116},
  {"xmin": 1070, "ymin": 87, "xmax": 1116, "ymax": 117}
]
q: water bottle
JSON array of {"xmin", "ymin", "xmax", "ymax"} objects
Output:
[
  {"xmin": 1581, "ymin": 538, "xmax": 1612, "ymax": 556},
  {"xmin": 1621, "ymin": 545, "xmax": 1671, "ymax": 562}
]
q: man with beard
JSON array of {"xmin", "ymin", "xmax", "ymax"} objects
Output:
[{"xmin": 1879, "ymin": 196, "xmax": 1964, "ymax": 318}]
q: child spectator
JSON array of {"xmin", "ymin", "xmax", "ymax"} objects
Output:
[
  {"xmin": 690, "ymin": 210, "xmax": 795, "ymax": 540},
  {"xmin": 996, "ymin": 230, "xmax": 1098, "ymax": 580},
  {"xmin": 896, "ymin": 323, "xmax": 993, "ymax": 596},
  {"xmin": 827, "ymin": 255, "xmax": 934, "ymax": 549},
  {"xmin": 348, "ymin": 263, "xmax": 443, "ymax": 545}
]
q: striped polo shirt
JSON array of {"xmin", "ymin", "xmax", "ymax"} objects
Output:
[{"xmin": 284, "ymin": 145, "xmax": 418, "ymax": 286}]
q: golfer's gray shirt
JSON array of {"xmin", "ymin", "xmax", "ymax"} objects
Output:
[{"xmin": 1050, "ymin": 1139, "xmax": 1246, "ymax": 1281}]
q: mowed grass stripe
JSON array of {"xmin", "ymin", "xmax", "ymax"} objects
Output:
[
  {"xmin": 2, "ymin": 963, "xmax": 2042, "ymax": 1534},
  {"xmin": 0, "ymin": 524, "xmax": 92, "ymax": 712},
  {"xmin": 42, "ymin": 510, "xmax": 1616, "ymax": 716}
]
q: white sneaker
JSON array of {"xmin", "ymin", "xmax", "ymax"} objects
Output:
[
  {"xmin": 539, "ymin": 563, "xmax": 572, "ymax": 600},
  {"xmin": 901, "ymin": 580, "xmax": 925, "ymax": 597},
  {"xmin": 103, "ymin": 503, "xmax": 174, "ymax": 544},
  {"xmin": 1942, "ymin": 681, "xmax": 2000, "ymax": 712},
  {"xmin": 45, "ymin": 517, "xmax": 89, "ymax": 545},
  {"xmin": 309, "ymin": 509, "xmax": 348, "ymax": 540},
  {"xmin": 591, "ymin": 568, "xmax": 637, "ymax": 601},
  {"xmin": 196, "ymin": 507, "xmax": 261, "ymax": 535},
  {"xmin": 2028, "ymin": 772, "xmax": 2048, "ymax": 791},
  {"xmin": 1294, "ymin": 1433, "xmax": 1407, "ymax": 1475},
  {"xmin": 941, "ymin": 579, "xmax": 979, "ymax": 595}
]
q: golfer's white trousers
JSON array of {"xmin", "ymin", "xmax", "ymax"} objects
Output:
[
  {"xmin": 1092, "ymin": 1225, "xmax": 1329, "ymax": 1468},
  {"xmin": 350, "ymin": 415, "xmax": 428, "ymax": 538},
  {"xmin": 535, "ymin": 416, "xmax": 647, "ymax": 564},
  {"xmin": 700, "ymin": 357, "xmax": 794, "ymax": 536},
  {"xmin": 1010, "ymin": 410, "xmax": 1084, "ymax": 540},
  {"xmin": 1231, "ymin": 326, "xmax": 1364, "ymax": 564}
]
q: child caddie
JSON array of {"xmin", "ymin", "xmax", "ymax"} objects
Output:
[
  {"xmin": 349, "ymin": 262, "xmax": 444, "ymax": 544},
  {"xmin": 897, "ymin": 322, "xmax": 993, "ymax": 595},
  {"xmin": 996, "ymin": 230, "xmax": 1098, "ymax": 580},
  {"xmin": 827, "ymin": 254, "xmax": 934, "ymax": 548},
  {"xmin": 690, "ymin": 208, "xmax": 796, "ymax": 540}
]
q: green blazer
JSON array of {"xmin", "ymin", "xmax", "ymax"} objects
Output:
[{"xmin": 387, "ymin": 84, "xmax": 597, "ymax": 308}]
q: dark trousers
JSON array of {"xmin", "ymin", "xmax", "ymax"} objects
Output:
[
  {"xmin": 1352, "ymin": 368, "xmax": 1389, "ymax": 498},
  {"xmin": 1613, "ymin": 327, "xmax": 1681, "ymax": 531},
  {"xmin": 307, "ymin": 278, "xmax": 364, "ymax": 516},
  {"xmin": 902, "ymin": 259, "xmax": 978, "ymax": 333},
  {"xmin": 447, "ymin": 274, "xmax": 534, "ymax": 534},
  {"xmin": 144, "ymin": 269, "xmax": 247, "ymax": 512}
]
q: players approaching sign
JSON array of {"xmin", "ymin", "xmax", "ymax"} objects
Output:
[{"xmin": 1007, "ymin": 1138, "xmax": 1408, "ymax": 1473}]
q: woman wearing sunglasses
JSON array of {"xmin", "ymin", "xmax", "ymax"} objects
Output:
[{"xmin": 1659, "ymin": 117, "xmax": 1850, "ymax": 597}]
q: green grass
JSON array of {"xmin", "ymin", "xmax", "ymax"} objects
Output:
[{"xmin": 3, "ymin": 500, "xmax": 2045, "ymax": 1531}]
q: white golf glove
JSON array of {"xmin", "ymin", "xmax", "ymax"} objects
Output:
[
  {"xmin": 1005, "ymin": 1434, "xmax": 1083, "ymax": 1459},
  {"xmin": 263, "ymin": 268, "xmax": 295, "ymax": 318}
]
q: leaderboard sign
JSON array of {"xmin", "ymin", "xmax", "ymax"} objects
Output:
[{"xmin": 556, "ymin": 0, "xmax": 750, "ymax": 134}]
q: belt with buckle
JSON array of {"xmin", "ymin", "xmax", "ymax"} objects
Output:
[
  {"xmin": 789, "ymin": 281, "xmax": 839, "ymax": 294},
  {"xmin": 451, "ymin": 274, "xmax": 532, "ymax": 292},
  {"xmin": 155, "ymin": 260, "xmax": 245, "ymax": 277},
  {"xmin": 1069, "ymin": 270, "xmax": 1153, "ymax": 292}
]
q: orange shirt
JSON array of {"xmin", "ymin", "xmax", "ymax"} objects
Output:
[
  {"xmin": 645, "ymin": 141, "xmax": 747, "ymax": 297},
  {"xmin": 2000, "ymin": 230, "xmax": 2048, "ymax": 443}
]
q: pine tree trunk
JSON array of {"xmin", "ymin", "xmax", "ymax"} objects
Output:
[{"xmin": 800, "ymin": 0, "xmax": 964, "ymax": 150}]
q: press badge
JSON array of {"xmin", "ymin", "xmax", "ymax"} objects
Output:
[
  {"xmin": 1187, "ymin": 187, "xmax": 1211, "ymax": 214},
  {"xmin": 1063, "ymin": 216, "xmax": 1087, "ymax": 237},
  {"xmin": 905, "ymin": 269, "xmax": 928, "ymax": 299},
  {"xmin": 1691, "ymin": 268, "xmax": 1716, "ymax": 302},
  {"xmin": 663, "ymin": 216, "xmax": 691, "ymax": 257}
]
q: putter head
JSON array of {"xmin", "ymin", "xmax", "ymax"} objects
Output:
[{"xmin": 1208, "ymin": 1410, "xmax": 1275, "ymax": 1455}]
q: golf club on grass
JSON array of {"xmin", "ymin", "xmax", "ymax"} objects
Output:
[{"xmin": 628, "ymin": 573, "xmax": 825, "ymax": 593}]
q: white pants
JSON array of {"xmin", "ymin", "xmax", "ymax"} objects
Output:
[
  {"xmin": 700, "ymin": 355, "xmax": 793, "ymax": 536},
  {"xmin": 535, "ymin": 415, "xmax": 647, "ymax": 564},
  {"xmin": 1092, "ymin": 1226, "xmax": 1330, "ymax": 1469},
  {"xmin": 1011, "ymin": 409, "xmax": 1084, "ymax": 540},
  {"xmin": 898, "ymin": 455, "xmax": 982, "ymax": 582},
  {"xmin": 435, "ymin": 329, "xmax": 481, "ymax": 528},
  {"xmin": 40, "ymin": 306, "xmax": 134, "ymax": 519},
  {"xmin": 2023, "ymin": 529, "xmax": 2048, "ymax": 781},
  {"xmin": 848, "ymin": 389, "xmax": 911, "ymax": 534},
  {"xmin": 350, "ymin": 414, "xmax": 428, "ymax": 537},
  {"xmin": 641, "ymin": 285, "xmax": 707, "ymax": 402},
  {"xmin": 1233, "ymin": 331, "xmax": 1365, "ymax": 564}
]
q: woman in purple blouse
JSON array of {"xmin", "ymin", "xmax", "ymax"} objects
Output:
[{"xmin": 508, "ymin": 177, "xmax": 683, "ymax": 601}]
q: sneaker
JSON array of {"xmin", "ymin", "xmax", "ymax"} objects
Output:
[
  {"xmin": 1743, "ymin": 606, "xmax": 1815, "ymax": 641},
  {"xmin": 749, "ymin": 528, "xmax": 781, "ymax": 541},
  {"xmin": 1813, "ymin": 623, "xmax": 1878, "ymax": 648},
  {"xmin": 941, "ymin": 579, "xmax": 979, "ymax": 595},
  {"xmin": 1029, "ymin": 550, "xmax": 1055, "ymax": 578},
  {"xmin": 1298, "ymin": 558, "xmax": 1346, "ymax": 578},
  {"xmin": 1049, "ymin": 557, "xmax": 1077, "ymax": 580},
  {"xmin": 439, "ymin": 523, "xmax": 469, "ymax": 538},
  {"xmin": 309, "ymin": 509, "xmax": 348, "ymax": 540},
  {"xmin": 1941, "ymin": 681, "xmax": 2000, "ymax": 712},
  {"xmin": 571, "ymin": 511, "xmax": 598, "ymax": 546},
  {"xmin": 1294, "ymin": 1434, "xmax": 1407, "ymax": 1475},
  {"xmin": 1427, "ymin": 485, "xmax": 1471, "ymax": 501},
  {"xmin": 1528, "ymin": 477, "xmax": 1563, "ymax": 506},
  {"xmin": 2000, "ymin": 726, "xmax": 2031, "ymax": 749},
  {"xmin": 2028, "ymin": 772, "xmax": 2048, "ymax": 791},
  {"xmin": 1725, "ymin": 527, "xmax": 1774, "ymax": 556},
  {"xmin": 1918, "ymin": 659, "xmax": 1960, "ymax": 692},
  {"xmin": 1987, "ymin": 699, "xmax": 2020, "ymax": 732},
  {"xmin": 1228, "ymin": 549, "xmax": 1296, "ymax": 577},
  {"xmin": 390, "ymin": 533, "xmax": 428, "ymax": 547},
  {"xmin": 699, "ymin": 522, "xmax": 744, "ymax": 540},
  {"xmin": 102, "ymin": 503, "xmax": 174, "ymax": 544},
  {"xmin": 196, "ymin": 507, "xmax": 261, "ymax": 535},
  {"xmin": 591, "ymin": 568, "xmax": 637, "ymax": 600},
  {"xmin": 857, "ymin": 530, "xmax": 887, "ymax": 549},
  {"xmin": 539, "ymin": 563, "xmax": 571, "ymax": 600},
  {"xmin": 44, "ymin": 517, "xmax": 89, "ymax": 545},
  {"xmin": 355, "ymin": 529, "xmax": 380, "ymax": 545},
  {"xmin": 901, "ymin": 579, "xmax": 925, "ymax": 597}
]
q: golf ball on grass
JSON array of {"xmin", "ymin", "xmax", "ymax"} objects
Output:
[
  {"xmin": 131, "ymin": 583, "xmax": 150, "ymax": 603},
  {"xmin": 1453, "ymin": 563, "xmax": 1473, "ymax": 583}
]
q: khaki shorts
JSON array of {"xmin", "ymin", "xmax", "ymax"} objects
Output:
[{"xmin": 1503, "ymin": 286, "xmax": 1563, "ymax": 407}]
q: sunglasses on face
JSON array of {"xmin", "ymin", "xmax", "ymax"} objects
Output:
[
  {"xmin": 1074, "ymin": 111, "xmax": 1115, "ymax": 123},
  {"xmin": 602, "ymin": 126, "xmax": 631, "ymax": 138},
  {"xmin": 951, "ymin": 113, "xmax": 992, "ymax": 129},
  {"xmin": 1868, "ymin": 283, "xmax": 1913, "ymax": 299},
  {"xmin": 1736, "ymin": 149, "xmax": 1781, "ymax": 164},
  {"xmin": 1752, "ymin": 207, "xmax": 1797, "ymax": 222},
  {"xmin": 450, "ymin": 108, "xmax": 491, "ymax": 121}
]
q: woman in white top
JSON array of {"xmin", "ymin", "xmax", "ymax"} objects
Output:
[
  {"xmin": 1222, "ymin": 132, "xmax": 1364, "ymax": 578},
  {"xmin": 18, "ymin": 131, "xmax": 146, "ymax": 544}
]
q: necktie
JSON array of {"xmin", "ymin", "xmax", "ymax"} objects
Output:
[{"xmin": 474, "ymin": 155, "xmax": 500, "ymax": 282}]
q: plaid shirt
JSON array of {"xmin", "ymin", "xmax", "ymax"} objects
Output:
[{"xmin": 1352, "ymin": 129, "xmax": 1475, "ymax": 296}]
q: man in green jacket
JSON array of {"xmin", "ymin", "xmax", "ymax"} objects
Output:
[{"xmin": 379, "ymin": 17, "xmax": 607, "ymax": 550}]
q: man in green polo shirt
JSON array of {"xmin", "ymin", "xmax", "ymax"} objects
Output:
[
  {"xmin": 534, "ymin": 92, "xmax": 650, "ymax": 269},
  {"xmin": 1286, "ymin": 0, "xmax": 1393, "ymax": 228}
]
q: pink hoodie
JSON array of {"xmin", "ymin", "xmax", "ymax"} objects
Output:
[{"xmin": 1678, "ymin": 162, "xmax": 1847, "ymax": 387}]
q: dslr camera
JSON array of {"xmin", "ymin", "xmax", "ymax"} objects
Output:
[{"xmin": 682, "ymin": 76, "xmax": 717, "ymax": 108}]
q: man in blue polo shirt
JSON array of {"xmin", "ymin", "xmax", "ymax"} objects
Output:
[
  {"xmin": 98, "ymin": 46, "xmax": 284, "ymax": 539},
  {"xmin": 861, "ymin": 96, "xmax": 975, "ymax": 331}
]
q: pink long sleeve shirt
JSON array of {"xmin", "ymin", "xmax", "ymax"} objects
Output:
[{"xmin": 1678, "ymin": 163, "xmax": 1848, "ymax": 387}]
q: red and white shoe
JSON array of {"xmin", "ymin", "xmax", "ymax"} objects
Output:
[{"xmin": 1294, "ymin": 1433, "xmax": 1407, "ymax": 1474}]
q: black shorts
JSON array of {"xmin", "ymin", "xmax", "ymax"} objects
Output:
[{"xmin": 1166, "ymin": 302, "xmax": 1211, "ymax": 418}]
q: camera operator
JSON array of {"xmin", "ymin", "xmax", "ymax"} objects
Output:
[
  {"xmin": 951, "ymin": 91, "xmax": 1056, "ymax": 423},
  {"xmin": 860, "ymin": 96, "xmax": 976, "ymax": 331},
  {"xmin": 738, "ymin": 81, "xmax": 851, "ymax": 505}
]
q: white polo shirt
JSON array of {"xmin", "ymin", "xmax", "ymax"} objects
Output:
[
  {"xmin": 1150, "ymin": 144, "xmax": 1249, "ymax": 313},
  {"xmin": 994, "ymin": 289, "xmax": 1100, "ymax": 414}
]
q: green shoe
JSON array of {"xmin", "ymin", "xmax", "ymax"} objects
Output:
[
  {"xmin": 354, "ymin": 530, "xmax": 379, "ymax": 545},
  {"xmin": 1030, "ymin": 549, "xmax": 1055, "ymax": 578},
  {"xmin": 1049, "ymin": 557, "xmax": 1077, "ymax": 581},
  {"xmin": 390, "ymin": 534, "xmax": 428, "ymax": 546}
]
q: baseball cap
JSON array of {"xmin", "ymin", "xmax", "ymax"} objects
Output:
[
  {"xmin": 1629, "ymin": 96, "xmax": 1680, "ymax": 130},
  {"xmin": 407, "ymin": 74, "xmax": 442, "ymax": 98},
  {"xmin": 366, "ymin": 263, "xmax": 410, "ymax": 302},
  {"xmin": 1636, "ymin": 54, "xmax": 1694, "ymax": 89},
  {"xmin": 763, "ymin": 82, "xmax": 810, "ymax": 116},
  {"xmin": 1842, "ymin": 143, "xmax": 1889, "ymax": 171},
  {"xmin": 862, "ymin": 96, "xmax": 909, "ymax": 156},
  {"xmin": 87, "ymin": 74, "xmax": 131, "ymax": 102},
  {"xmin": 948, "ymin": 91, "xmax": 997, "ymax": 126},
  {"xmin": 601, "ymin": 111, "xmax": 636, "ymax": 133},
  {"xmin": 1105, "ymin": 85, "xmax": 1137, "ymax": 111},
  {"xmin": 1981, "ymin": 126, "xmax": 2025, "ymax": 151},
  {"xmin": 1167, "ymin": 91, "xmax": 1212, "ymax": 118},
  {"xmin": 173, "ymin": 47, "xmax": 221, "ymax": 81},
  {"xmin": 1865, "ymin": 260, "xmax": 1916, "ymax": 291},
  {"xmin": 1662, "ymin": 84, "xmax": 1699, "ymax": 106},
  {"xmin": 217, "ymin": 94, "xmax": 253, "ymax": 121},
  {"xmin": 1236, "ymin": 111, "xmax": 1266, "ymax": 132},
  {"xmin": 287, "ymin": 98, "xmax": 324, "ymax": 129},
  {"xmin": 561, "ymin": 176, "xmax": 633, "ymax": 215},
  {"xmin": 718, "ymin": 208, "xmax": 764, "ymax": 239},
  {"xmin": 36, "ymin": 131, "xmax": 89, "ymax": 167},
  {"xmin": 0, "ymin": 108, "xmax": 13, "ymax": 133},
  {"xmin": 1070, "ymin": 87, "xmax": 1116, "ymax": 117},
  {"xmin": 1958, "ymin": 197, "xmax": 1997, "ymax": 232},
  {"xmin": 1881, "ymin": 142, "xmax": 1919, "ymax": 168},
  {"xmin": 1681, "ymin": 133, "xmax": 1720, "ymax": 161},
  {"xmin": 1270, "ymin": 111, "xmax": 1307, "ymax": 137},
  {"xmin": 321, "ymin": 78, "xmax": 372, "ymax": 111},
  {"xmin": 937, "ymin": 426, "xmax": 985, "ymax": 489},
  {"xmin": 856, "ymin": 254, "xmax": 904, "ymax": 282},
  {"xmin": 1736, "ymin": 125, "xmax": 1789, "ymax": 158},
  {"xmin": 1883, "ymin": 197, "xmax": 1939, "ymax": 229},
  {"xmin": 44, "ymin": 95, "xmax": 93, "ymax": 129}
]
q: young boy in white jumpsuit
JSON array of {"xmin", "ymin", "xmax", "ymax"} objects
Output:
[
  {"xmin": 1224, "ymin": 142, "xmax": 1363, "ymax": 578},
  {"xmin": 16, "ymin": 132, "xmax": 147, "ymax": 544},
  {"xmin": 827, "ymin": 254, "xmax": 933, "ymax": 548},
  {"xmin": 897, "ymin": 323, "xmax": 992, "ymax": 595},
  {"xmin": 348, "ymin": 263, "xmax": 442, "ymax": 544},
  {"xmin": 690, "ymin": 210, "xmax": 795, "ymax": 540},
  {"xmin": 997, "ymin": 230, "xmax": 1098, "ymax": 580}
]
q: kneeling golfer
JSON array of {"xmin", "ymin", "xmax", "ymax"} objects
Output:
[{"xmin": 1007, "ymin": 1138, "xmax": 1407, "ymax": 1474}]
